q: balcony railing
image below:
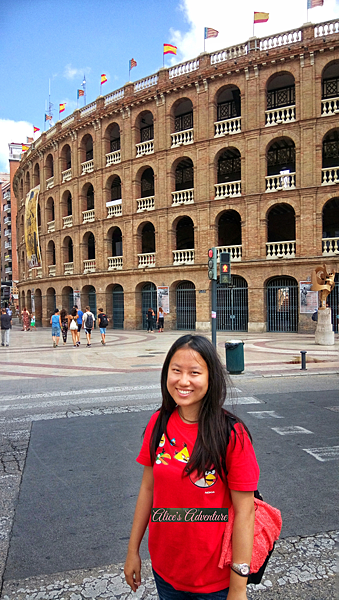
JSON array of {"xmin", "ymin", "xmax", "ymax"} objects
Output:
[
  {"xmin": 4, "ymin": 204, "xmax": 11, "ymax": 212},
  {"xmin": 4, "ymin": 230, "xmax": 11, "ymax": 237},
  {"xmin": 322, "ymin": 167, "xmax": 339, "ymax": 185},
  {"xmin": 172, "ymin": 189, "xmax": 194, "ymax": 206},
  {"xmin": 62, "ymin": 168, "xmax": 72, "ymax": 183},
  {"xmin": 64, "ymin": 262, "xmax": 74, "ymax": 275},
  {"xmin": 214, "ymin": 117, "xmax": 241, "ymax": 137},
  {"xmin": 265, "ymin": 106, "xmax": 296, "ymax": 126},
  {"xmin": 138, "ymin": 253, "xmax": 156, "ymax": 268},
  {"xmin": 36, "ymin": 267, "xmax": 42, "ymax": 278},
  {"xmin": 136, "ymin": 140, "xmax": 154, "ymax": 157},
  {"xmin": 322, "ymin": 237, "xmax": 339, "ymax": 256},
  {"xmin": 82, "ymin": 209, "xmax": 95, "ymax": 223},
  {"xmin": 48, "ymin": 264, "xmax": 56, "ymax": 276},
  {"xmin": 81, "ymin": 159, "xmax": 94, "ymax": 175},
  {"xmin": 107, "ymin": 203, "xmax": 122, "ymax": 218},
  {"xmin": 265, "ymin": 172, "xmax": 296, "ymax": 192},
  {"xmin": 4, "ymin": 190, "xmax": 10, "ymax": 201},
  {"xmin": 46, "ymin": 176, "xmax": 54, "ymax": 189},
  {"xmin": 171, "ymin": 129, "xmax": 194, "ymax": 148},
  {"xmin": 63, "ymin": 215, "xmax": 73, "ymax": 228},
  {"xmin": 28, "ymin": 269, "xmax": 33, "ymax": 279},
  {"xmin": 215, "ymin": 181, "xmax": 241, "ymax": 199},
  {"xmin": 108, "ymin": 256, "xmax": 123, "ymax": 270},
  {"xmin": 5, "ymin": 267, "xmax": 12, "ymax": 274},
  {"xmin": 106, "ymin": 150, "xmax": 121, "ymax": 166},
  {"xmin": 137, "ymin": 196, "xmax": 155, "ymax": 212},
  {"xmin": 173, "ymin": 249, "xmax": 194, "ymax": 265},
  {"xmin": 321, "ymin": 97, "xmax": 339, "ymax": 116},
  {"xmin": 216, "ymin": 245, "xmax": 242, "ymax": 262},
  {"xmin": 4, "ymin": 216, "xmax": 11, "ymax": 225},
  {"xmin": 47, "ymin": 220, "xmax": 55, "ymax": 232},
  {"xmin": 83, "ymin": 259, "xmax": 96, "ymax": 273},
  {"xmin": 266, "ymin": 241, "xmax": 296, "ymax": 259},
  {"xmin": 5, "ymin": 241, "xmax": 12, "ymax": 250}
]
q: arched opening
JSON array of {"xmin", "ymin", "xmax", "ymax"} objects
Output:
[
  {"xmin": 83, "ymin": 134, "xmax": 93, "ymax": 162},
  {"xmin": 266, "ymin": 72, "xmax": 295, "ymax": 110},
  {"xmin": 141, "ymin": 222, "xmax": 155, "ymax": 254},
  {"xmin": 322, "ymin": 197, "xmax": 339, "ymax": 255},
  {"xmin": 112, "ymin": 284, "xmax": 124, "ymax": 329},
  {"xmin": 62, "ymin": 286, "xmax": 74, "ymax": 313},
  {"xmin": 35, "ymin": 289, "xmax": 42, "ymax": 326},
  {"xmin": 176, "ymin": 281, "xmax": 196, "ymax": 330},
  {"xmin": 111, "ymin": 227, "xmax": 123, "ymax": 256},
  {"xmin": 87, "ymin": 232, "xmax": 95, "ymax": 260},
  {"xmin": 111, "ymin": 176, "xmax": 122, "ymax": 201},
  {"xmin": 171, "ymin": 98, "xmax": 194, "ymax": 146},
  {"xmin": 86, "ymin": 184, "xmax": 94, "ymax": 210},
  {"xmin": 107, "ymin": 123, "xmax": 120, "ymax": 153},
  {"xmin": 25, "ymin": 171, "xmax": 30, "ymax": 195},
  {"xmin": 175, "ymin": 158, "xmax": 194, "ymax": 191},
  {"xmin": 218, "ymin": 210, "xmax": 242, "ymax": 247},
  {"xmin": 217, "ymin": 148, "xmax": 241, "ymax": 184},
  {"xmin": 266, "ymin": 276, "xmax": 298, "ymax": 332},
  {"xmin": 61, "ymin": 144, "xmax": 71, "ymax": 172},
  {"xmin": 47, "ymin": 287, "xmax": 56, "ymax": 316},
  {"xmin": 217, "ymin": 275, "xmax": 248, "ymax": 331},
  {"xmin": 46, "ymin": 197, "xmax": 55, "ymax": 222},
  {"xmin": 176, "ymin": 216, "xmax": 194, "ymax": 250},
  {"xmin": 33, "ymin": 163, "xmax": 40, "ymax": 187},
  {"xmin": 322, "ymin": 61, "xmax": 339, "ymax": 114},
  {"xmin": 47, "ymin": 240, "xmax": 56, "ymax": 266},
  {"xmin": 82, "ymin": 285, "xmax": 97, "ymax": 318},
  {"xmin": 266, "ymin": 204, "xmax": 296, "ymax": 259},
  {"xmin": 141, "ymin": 283, "xmax": 157, "ymax": 329},
  {"xmin": 26, "ymin": 289, "xmax": 32, "ymax": 313},
  {"xmin": 322, "ymin": 129, "xmax": 339, "ymax": 184},
  {"xmin": 37, "ymin": 203, "xmax": 41, "ymax": 227},
  {"xmin": 141, "ymin": 168, "xmax": 154, "ymax": 198},
  {"xmin": 63, "ymin": 236, "xmax": 74, "ymax": 264},
  {"xmin": 216, "ymin": 86, "xmax": 241, "ymax": 121},
  {"xmin": 46, "ymin": 154, "xmax": 54, "ymax": 179},
  {"xmin": 139, "ymin": 111, "xmax": 154, "ymax": 143},
  {"xmin": 266, "ymin": 138, "xmax": 296, "ymax": 191}
]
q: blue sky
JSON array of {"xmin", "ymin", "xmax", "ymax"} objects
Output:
[{"xmin": 1, "ymin": 0, "xmax": 339, "ymax": 172}]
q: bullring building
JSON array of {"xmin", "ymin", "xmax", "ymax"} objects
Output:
[{"xmin": 14, "ymin": 19, "xmax": 339, "ymax": 332}]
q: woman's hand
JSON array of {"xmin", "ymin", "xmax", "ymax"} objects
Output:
[{"xmin": 124, "ymin": 550, "xmax": 142, "ymax": 592}]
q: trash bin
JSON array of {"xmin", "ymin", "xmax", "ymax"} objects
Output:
[{"xmin": 225, "ymin": 340, "xmax": 244, "ymax": 374}]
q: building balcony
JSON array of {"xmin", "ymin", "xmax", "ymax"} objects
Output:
[
  {"xmin": 64, "ymin": 262, "xmax": 74, "ymax": 275},
  {"xmin": 136, "ymin": 140, "xmax": 154, "ymax": 157},
  {"xmin": 216, "ymin": 245, "xmax": 242, "ymax": 262},
  {"xmin": 108, "ymin": 256, "xmax": 123, "ymax": 270},
  {"xmin": 28, "ymin": 269, "xmax": 33, "ymax": 280},
  {"xmin": 107, "ymin": 201, "xmax": 122, "ymax": 218},
  {"xmin": 173, "ymin": 249, "xmax": 194, "ymax": 265},
  {"xmin": 63, "ymin": 215, "xmax": 73, "ymax": 228},
  {"xmin": 47, "ymin": 220, "xmax": 55, "ymax": 233},
  {"xmin": 48, "ymin": 264, "xmax": 56, "ymax": 277},
  {"xmin": 214, "ymin": 117, "xmax": 241, "ymax": 137},
  {"xmin": 171, "ymin": 129, "xmax": 194, "ymax": 148},
  {"xmin": 138, "ymin": 253, "xmax": 156, "ymax": 268},
  {"xmin": 322, "ymin": 237, "xmax": 339, "ymax": 256},
  {"xmin": 137, "ymin": 196, "xmax": 155, "ymax": 212},
  {"xmin": 322, "ymin": 167, "xmax": 339, "ymax": 186},
  {"xmin": 46, "ymin": 176, "xmax": 54, "ymax": 189},
  {"xmin": 4, "ymin": 230, "xmax": 11, "ymax": 237},
  {"xmin": 36, "ymin": 267, "xmax": 42, "ymax": 278},
  {"xmin": 5, "ymin": 267, "xmax": 12, "ymax": 274},
  {"xmin": 3, "ymin": 204, "xmax": 11, "ymax": 212},
  {"xmin": 4, "ymin": 190, "xmax": 10, "ymax": 201},
  {"xmin": 214, "ymin": 181, "xmax": 241, "ymax": 199},
  {"xmin": 81, "ymin": 159, "xmax": 94, "ymax": 175},
  {"xmin": 83, "ymin": 259, "xmax": 96, "ymax": 273},
  {"xmin": 62, "ymin": 168, "xmax": 72, "ymax": 183},
  {"xmin": 265, "ymin": 172, "xmax": 296, "ymax": 192},
  {"xmin": 5, "ymin": 241, "xmax": 12, "ymax": 250},
  {"xmin": 321, "ymin": 96, "xmax": 339, "ymax": 116},
  {"xmin": 4, "ymin": 216, "xmax": 11, "ymax": 225},
  {"xmin": 172, "ymin": 189, "xmax": 194, "ymax": 206},
  {"xmin": 265, "ymin": 106, "xmax": 296, "ymax": 126},
  {"xmin": 266, "ymin": 241, "xmax": 296, "ymax": 259},
  {"xmin": 106, "ymin": 150, "xmax": 121, "ymax": 166},
  {"xmin": 82, "ymin": 209, "xmax": 95, "ymax": 223}
]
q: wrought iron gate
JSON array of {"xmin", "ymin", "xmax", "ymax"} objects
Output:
[
  {"xmin": 328, "ymin": 274, "xmax": 339, "ymax": 333},
  {"xmin": 112, "ymin": 285, "xmax": 124, "ymax": 329},
  {"xmin": 142, "ymin": 283, "xmax": 157, "ymax": 329},
  {"xmin": 176, "ymin": 281, "xmax": 196, "ymax": 330},
  {"xmin": 217, "ymin": 276, "xmax": 248, "ymax": 331},
  {"xmin": 88, "ymin": 286, "xmax": 97, "ymax": 326},
  {"xmin": 266, "ymin": 277, "xmax": 298, "ymax": 332}
]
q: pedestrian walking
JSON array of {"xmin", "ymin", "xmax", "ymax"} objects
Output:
[
  {"xmin": 158, "ymin": 307, "xmax": 164, "ymax": 332},
  {"xmin": 69, "ymin": 307, "xmax": 78, "ymax": 347},
  {"xmin": 97, "ymin": 308, "xmax": 109, "ymax": 345},
  {"xmin": 50, "ymin": 309, "xmax": 61, "ymax": 347},
  {"xmin": 124, "ymin": 334, "xmax": 260, "ymax": 599},
  {"xmin": 1, "ymin": 308, "xmax": 12, "ymax": 347},
  {"xmin": 30, "ymin": 313, "xmax": 36, "ymax": 330},
  {"xmin": 146, "ymin": 307, "xmax": 155, "ymax": 332},
  {"xmin": 60, "ymin": 309, "xmax": 69, "ymax": 345},
  {"xmin": 21, "ymin": 307, "xmax": 30, "ymax": 331},
  {"xmin": 83, "ymin": 306, "xmax": 95, "ymax": 347},
  {"xmin": 75, "ymin": 306, "xmax": 84, "ymax": 346}
]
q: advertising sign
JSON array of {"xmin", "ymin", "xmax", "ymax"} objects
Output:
[
  {"xmin": 300, "ymin": 281, "xmax": 318, "ymax": 313},
  {"xmin": 157, "ymin": 286, "xmax": 169, "ymax": 314},
  {"xmin": 25, "ymin": 187, "xmax": 42, "ymax": 269}
]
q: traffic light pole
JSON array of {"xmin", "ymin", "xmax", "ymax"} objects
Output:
[{"xmin": 211, "ymin": 278, "xmax": 217, "ymax": 348}]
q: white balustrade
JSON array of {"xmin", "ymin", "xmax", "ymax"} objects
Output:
[
  {"xmin": 4, "ymin": 216, "xmax": 11, "ymax": 225},
  {"xmin": 265, "ymin": 106, "xmax": 296, "ymax": 126},
  {"xmin": 83, "ymin": 259, "xmax": 96, "ymax": 273},
  {"xmin": 61, "ymin": 115, "xmax": 74, "ymax": 128},
  {"xmin": 138, "ymin": 253, "xmax": 156, "ymax": 268},
  {"xmin": 214, "ymin": 117, "xmax": 241, "ymax": 137},
  {"xmin": 28, "ymin": 269, "xmax": 33, "ymax": 279},
  {"xmin": 80, "ymin": 102, "xmax": 96, "ymax": 118},
  {"xmin": 48, "ymin": 264, "xmax": 56, "ymax": 276},
  {"xmin": 64, "ymin": 262, "xmax": 74, "ymax": 275},
  {"xmin": 4, "ymin": 204, "xmax": 11, "ymax": 212},
  {"xmin": 265, "ymin": 173, "xmax": 296, "ymax": 192},
  {"xmin": 63, "ymin": 215, "xmax": 73, "ymax": 228},
  {"xmin": 4, "ymin": 230, "xmax": 11, "ymax": 237},
  {"xmin": 81, "ymin": 159, "xmax": 94, "ymax": 174},
  {"xmin": 46, "ymin": 176, "xmax": 54, "ymax": 189},
  {"xmin": 104, "ymin": 88, "xmax": 124, "ymax": 106},
  {"xmin": 173, "ymin": 249, "xmax": 195, "ymax": 265},
  {"xmin": 134, "ymin": 75, "xmax": 158, "ymax": 93},
  {"xmin": 106, "ymin": 150, "xmax": 121, "ymax": 166},
  {"xmin": 322, "ymin": 237, "xmax": 339, "ymax": 256},
  {"xmin": 4, "ymin": 190, "xmax": 11, "ymax": 201},
  {"xmin": 137, "ymin": 196, "xmax": 155, "ymax": 212},
  {"xmin": 62, "ymin": 168, "xmax": 72, "ymax": 182},
  {"xmin": 266, "ymin": 241, "xmax": 296, "ymax": 259},
  {"xmin": 82, "ymin": 209, "xmax": 95, "ymax": 223},
  {"xmin": 321, "ymin": 97, "xmax": 339, "ymax": 116},
  {"xmin": 322, "ymin": 167, "xmax": 339, "ymax": 186},
  {"xmin": 172, "ymin": 189, "xmax": 194, "ymax": 206},
  {"xmin": 46, "ymin": 125, "xmax": 57, "ymax": 139},
  {"xmin": 171, "ymin": 129, "xmax": 194, "ymax": 147},
  {"xmin": 107, "ymin": 204, "xmax": 122, "ymax": 218},
  {"xmin": 5, "ymin": 241, "xmax": 12, "ymax": 250},
  {"xmin": 214, "ymin": 182, "xmax": 241, "ymax": 199},
  {"xmin": 259, "ymin": 28, "xmax": 302, "ymax": 50},
  {"xmin": 47, "ymin": 220, "xmax": 55, "ymax": 233},
  {"xmin": 169, "ymin": 59, "xmax": 199, "ymax": 78},
  {"xmin": 314, "ymin": 20, "xmax": 339, "ymax": 37},
  {"xmin": 216, "ymin": 245, "xmax": 242, "ymax": 262},
  {"xmin": 211, "ymin": 44, "xmax": 247, "ymax": 65},
  {"xmin": 108, "ymin": 256, "xmax": 123, "ymax": 270},
  {"xmin": 36, "ymin": 267, "xmax": 42, "ymax": 278},
  {"xmin": 136, "ymin": 140, "xmax": 154, "ymax": 157},
  {"xmin": 5, "ymin": 267, "xmax": 12, "ymax": 274}
]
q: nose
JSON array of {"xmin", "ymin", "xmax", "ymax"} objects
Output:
[{"xmin": 178, "ymin": 371, "xmax": 190, "ymax": 387}]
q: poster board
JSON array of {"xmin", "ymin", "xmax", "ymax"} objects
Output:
[{"xmin": 299, "ymin": 281, "xmax": 318, "ymax": 314}]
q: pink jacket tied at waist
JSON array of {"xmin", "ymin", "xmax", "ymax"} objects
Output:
[{"xmin": 218, "ymin": 498, "xmax": 282, "ymax": 572}]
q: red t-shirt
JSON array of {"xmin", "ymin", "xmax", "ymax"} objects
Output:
[{"xmin": 137, "ymin": 408, "xmax": 260, "ymax": 593}]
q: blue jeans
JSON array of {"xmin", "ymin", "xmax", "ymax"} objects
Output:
[{"xmin": 153, "ymin": 569, "xmax": 229, "ymax": 600}]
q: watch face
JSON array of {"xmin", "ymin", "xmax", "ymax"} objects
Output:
[{"xmin": 240, "ymin": 565, "xmax": 250, "ymax": 575}]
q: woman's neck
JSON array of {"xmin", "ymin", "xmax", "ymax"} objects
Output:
[{"xmin": 178, "ymin": 407, "xmax": 199, "ymax": 424}]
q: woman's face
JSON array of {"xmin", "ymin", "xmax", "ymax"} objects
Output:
[{"xmin": 167, "ymin": 346, "xmax": 209, "ymax": 416}]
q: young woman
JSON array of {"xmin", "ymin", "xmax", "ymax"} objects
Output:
[
  {"xmin": 68, "ymin": 307, "xmax": 78, "ymax": 347},
  {"xmin": 124, "ymin": 335, "xmax": 259, "ymax": 600},
  {"xmin": 158, "ymin": 307, "xmax": 164, "ymax": 332},
  {"xmin": 50, "ymin": 309, "xmax": 61, "ymax": 348},
  {"xmin": 60, "ymin": 309, "xmax": 69, "ymax": 345},
  {"xmin": 21, "ymin": 307, "xmax": 30, "ymax": 331}
]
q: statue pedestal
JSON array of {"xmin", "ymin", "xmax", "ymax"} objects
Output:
[{"xmin": 315, "ymin": 308, "xmax": 334, "ymax": 346}]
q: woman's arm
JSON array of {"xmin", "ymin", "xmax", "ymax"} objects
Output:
[
  {"xmin": 124, "ymin": 466, "xmax": 154, "ymax": 592},
  {"xmin": 228, "ymin": 489, "xmax": 255, "ymax": 600}
]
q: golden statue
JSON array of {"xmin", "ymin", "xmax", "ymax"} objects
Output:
[{"xmin": 311, "ymin": 265, "xmax": 336, "ymax": 309}]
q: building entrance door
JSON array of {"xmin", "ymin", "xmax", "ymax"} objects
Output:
[
  {"xmin": 176, "ymin": 281, "xmax": 196, "ymax": 330},
  {"xmin": 217, "ymin": 275, "xmax": 248, "ymax": 331},
  {"xmin": 112, "ymin": 285, "xmax": 124, "ymax": 329},
  {"xmin": 267, "ymin": 277, "xmax": 298, "ymax": 332},
  {"xmin": 142, "ymin": 283, "xmax": 157, "ymax": 329}
]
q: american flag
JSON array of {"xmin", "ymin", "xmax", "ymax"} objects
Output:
[
  {"xmin": 129, "ymin": 58, "xmax": 137, "ymax": 70},
  {"xmin": 204, "ymin": 27, "xmax": 219, "ymax": 39},
  {"xmin": 307, "ymin": 0, "xmax": 324, "ymax": 7}
]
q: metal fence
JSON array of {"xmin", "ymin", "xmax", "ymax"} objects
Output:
[
  {"xmin": 112, "ymin": 285, "xmax": 124, "ymax": 329},
  {"xmin": 328, "ymin": 274, "xmax": 339, "ymax": 333},
  {"xmin": 217, "ymin": 276, "xmax": 248, "ymax": 331},
  {"xmin": 141, "ymin": 283, "xmax": 157, "ymax": 329},
  {"xmin": 176, "ymin": 282, "xmax": 196, "ymax": 330},
  {"xmin": 267, "ymin": 277, "xmax": 298, "ymax": 332}
]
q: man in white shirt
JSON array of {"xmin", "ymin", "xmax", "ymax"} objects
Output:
[{"xmin": 82, "ymin": 306, "xmax": 95, "ymax": 347}]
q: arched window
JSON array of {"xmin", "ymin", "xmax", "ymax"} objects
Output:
[
  {"xmin": 139, "ymin": 111, "xmax": 154, "ymax": 142},
  {"xmin": 266, "ymin": 138, "xmax": 296, "ymax": 191},
  {"xmin": 322, "ymin": 130, "xmax": 339, "ymax": 185},
  {"xmin": 141, "ymin": 168, "xmax": 154, "ymax": 198},
  {"xmin": 85, "ymin": 136, "xmax": 93, "ymax": 161},
  {"xmin": 216, "ymin": 86, "xmax": 241, "ymax": 121},
  {"xmin": 111, "ymin": 176, "xmax": 122, "ymax": 201},
  {"xmin": 33, "ymin": 163, "xmax": 40, "ymax": 186},
  {"xmin": 109, "ymin": 123, "xmax": 120, "ymax": 152},
  {"xmin": 266, "ymin": 73, "xmax": 295, "ymax": 110},
  {"xmin": 87, "ymin": 184, "xmax": 94, "ymax": 210},
  {"xmin": 141, "ymin": 222, "xmax": 155, "ymax": 254},
  {"xmin": 217, "ymin": 149, "xmax": 241, "ymax": 183},
  {"xmin": 218, "ymin": 211, "xmax": 242, "ymax": 247},
  {"xmin": 88, "ymin": 233, "xmax": 95, "ymax": 260},
  {"xmin": 112, "ymin": 228, "xmax": 123, "ymax": 256},
  {"xmin": 322, "ymin": 198, "xmax": 339, "ymax": 256},
  {"xmin": 67, "ymin": 192, "xmax": 72, "ymax": 216},
  {"xmin": 175, "ymin": 159, "xmax": 194, "ymax": 191},
  {"xmin": 61, "ymin": 144, "xmax": 71, "ymax": 172},
  {"xmin": 266, "ymin": 203, "xmax": 296, "ymax": 259},
  {"xmin": 322, "ymin": 61, "xmax": 339, "ymax": 101},
  {"xmin": 176, "ymin": 216, "xmax": 194, "ymax": 250},
  {"xmin": 68, "ymin": 238, "xmax": 73, "ymax": 262},
  {"xmin": 46, "ymin": 154, "xmax": 54, "ymax": 178},
  {"xmin": 173, "ymin": 99, "xmax": 193, "ymax": 132},
  {"xmin": 46, "ymin": 197, "xmax": 55, "ymax": 222}
]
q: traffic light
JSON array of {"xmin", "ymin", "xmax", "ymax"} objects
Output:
[
  {"xmin": 208, "ymin": 248, "xmax": 217, "ymax": 280},
  {"xmin": 220, "ymin": 252, "xmax": 231, "ymax": 284}
]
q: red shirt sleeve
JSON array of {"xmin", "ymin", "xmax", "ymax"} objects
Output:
[
  {"xmin": 136, "ymin": 411, "xmax": 160, "ymax": 467},
  {"xmin": 226, "ymin": 423, "xmax": 260, "ymax": 491}
]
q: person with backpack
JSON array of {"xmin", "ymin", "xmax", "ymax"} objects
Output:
[
  {"xmin": 97, "ymin": 308, "xmax": 109, "ymax": 345},
  {"xmin": 83, "ymin": 306, "xmax": 95, "ymax": 347}
]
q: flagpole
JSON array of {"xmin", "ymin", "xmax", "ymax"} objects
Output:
[
  {"xmin": 83, "ymin": 75, "xmax": 86, "ymax": 106},
  {"xmin": 204, "ymin": 29, "xmax": 206, "ymax": 52}
]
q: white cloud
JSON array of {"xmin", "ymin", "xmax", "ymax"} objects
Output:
[
  {"xmin": 0, "ymin": 119, "xmax": 33, "ymax": 173},
  {"xmin": 64, "ymin": 64, "xmax": 91, "ymax": 80}
]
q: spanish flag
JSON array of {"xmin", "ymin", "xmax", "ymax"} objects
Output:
[
  {"xmin": 34, "ymin": 126, "xmax": 40, "ymax": 133},
  {"xmin": 163, "ymin": 43, "xmax": 177, "ymax": 55},
  {"xmin": 254, "ymin": 11, "xmax": 269, "ymax": 23},
  {"xmin": 59, "ymin": 103, "xmax": 66, "ymax": 113},
  {"xmin": 22, "ymin": 144, "xmax": 30, "ymax": 152},
  {"xmin": 101, "ymin": 74, "xmax": 107, "ymax": 84}
]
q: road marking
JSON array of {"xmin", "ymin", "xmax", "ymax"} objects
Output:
[
  {"xmin": 271, "ymin": 426, "xmax": 313, "ymax": 435},
  {"xmin": 0, "ymin": 385, "xmax": 161, "ymax": 403},
  {"xmin": 325, "ymin": 406, "xmax": 339, "ymax": 412},
  {"xmin": 224, "ymin": 397, "xmax": 262, "ymax": 405},
  {"xmin": 303, "ymin": 446, "xmax": 339, "ymax": 462},
  {"xmin": 247, "ymin": 411, "xmax": 284, "ymax": 419}
]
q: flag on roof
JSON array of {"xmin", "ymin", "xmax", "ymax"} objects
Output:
[
  {"xmin": 59, "ymin": 103, "xmax": 66, "ymax": 113},
  {"xmin": 101, "ymin": 74, "xmax": 107, "ymax": 84},
  {"xmin": 129, "ymin": 58, "xmax": 137, "ymax": 70},
  {"xmin": 45, "ymin": 114, "xmax": 53, "ymax": 121},
  {"xmin": 34, "ymin": 126, "xmax": 40, "ymax": 133},
  {"xmin": 164, "ymin": 43, "xmax": 177, "ymax": 55},
  {"xmin": 22, "ymin": 144, "xmax": 30, "ymax": 152},
  {"xmin": 204, "ymin": 27, "xmax": 219, "ymax": 39},
  {"xmin": 254, "ymin": 11, "xmax": 269, "ymax": 23},
  {"xmin": 77, "ymin": 89, "xmax": 85, "ymax": 98},
  {"xmin": 307, "ymin": 0, "xmax": 323, "ymax": 7}
]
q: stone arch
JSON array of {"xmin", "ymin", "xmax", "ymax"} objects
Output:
[
  {"xmin": 135, "ymin": 110, "xmax": 154, "ymax": 144},
  {"xmin": 175, "ymin": 216, "xmax": 194, "ymax": 250},
  {"xmin": 82, "ymin": 231, "xmax": 95, "ymax": 261},
  {"xmin": 47, "ymin": 240, "xmax": 56, "ymax": 266},
  {"xmin": 60, "ymin": 143, "xmax": 71, "ymax": 172},
  {"xmin": 217, "ymin": 210, "xmax": 242, "ymax": 246},
  {"xmin": 81, "ymin": 133, "xmax": 93, "ymax": 163},
  {"xmin": 216, "ymin": 147, "xmax": 241, "ymax": 183},
  {"xmin": 45, "ymin": 153, "xmax": 54, "ymax": 179},
  {"xmin": 104, "ymin": 122, "xmax": 121, "ymax": 155},
  {"xmin": 62, "ymin": 234, "xmax": 74, "ymax": 264},
  {"xmin": 215, "ymin": 84, "xmax": 241, "ymax": 121},
  {"xmin": 33, "ymin": 162, "xmax": 40, "ymax": 187},
  {"xmin": 46, "ymin": 196, "xmax": 55, "ymax": 222}
]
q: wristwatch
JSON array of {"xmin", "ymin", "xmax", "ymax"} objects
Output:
[{"xmin": 231, "ymin": 562, "xmax": 250, "ymax": 577}]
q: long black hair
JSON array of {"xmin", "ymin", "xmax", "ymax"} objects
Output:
[{"xmin": 150, "ymin": 334, "xmax": 251, "ymax": 481}]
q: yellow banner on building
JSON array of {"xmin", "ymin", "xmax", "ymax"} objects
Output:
[{"xmin": 25, "ymin": 187, "xmax": 42, "ymax": 268}]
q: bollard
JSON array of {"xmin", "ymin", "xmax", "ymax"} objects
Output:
[{"xmin": 300, "ymin": 350, "xmax": 307, "ymax": 370}]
